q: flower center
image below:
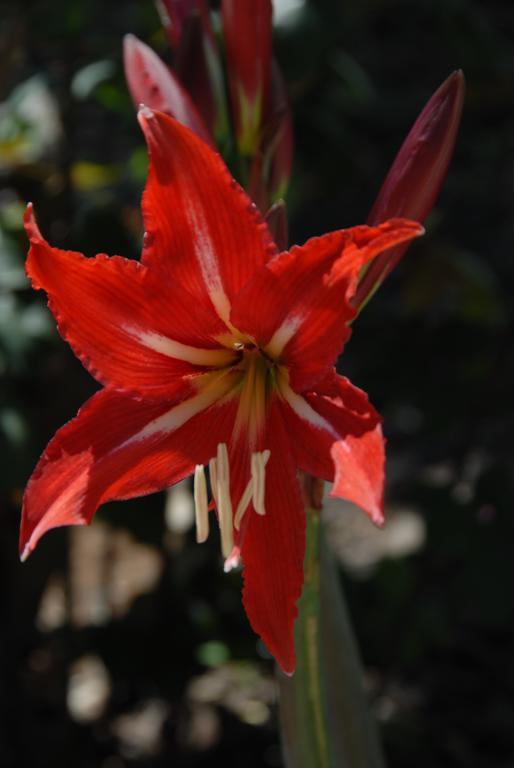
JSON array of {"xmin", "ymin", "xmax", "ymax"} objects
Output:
[
  {"xmin": 191, "ymin": 341, "xmax": 280, "ymax": 567},
  {"xmin": 233, "ymin": 345, "xmax": 276, "ymax": 447}
]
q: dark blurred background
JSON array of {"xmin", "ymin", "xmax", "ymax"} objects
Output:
[{"xmin": 1, "ymin": 0, "xmax": 513, "ymax": 766}]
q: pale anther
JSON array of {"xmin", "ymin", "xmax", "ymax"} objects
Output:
[
  {"xmin": 251, "ymin": 449, "xmax": 271, "ymax": 516},
  {"xmin": 194, "ymin": 464, "xmax": 209, "ymax": 543},
  {"xmin": 215, "ymin": 443, "xmax": 234, "ymax": 557}
]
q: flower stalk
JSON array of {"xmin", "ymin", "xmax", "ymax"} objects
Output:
[
  {"xmin": 278, "ymin": 503, "xmax": 386, "ymax": 768},
  {"xmin": 278, "ymin": 503, "xmax": 329, "ymax": 768}
]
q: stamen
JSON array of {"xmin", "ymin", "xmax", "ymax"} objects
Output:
[
  {"xmin": 234, "ymin": 478, "xmax": 254, "ymax": 531},
  {"xmin": 194, "ymin": 464, "xmax": 209, "ymax": 543},
  {"xmin": 251, "ymin": 449, "xmax": 271, "ymax": 516},
  {"xmin": 224, "ymin": 546, "xmax": 241, "ymax": 573},
  {"xmin": 215, "ymin": 443, "xmax": 234, "ymax": 557},
  {"xmin": 205, "ymin": 445, "xmax": 271, "ymax": 558},
  {"xmin": 208, "ymin": 457, "xmax": 218, "ymax": 506}
]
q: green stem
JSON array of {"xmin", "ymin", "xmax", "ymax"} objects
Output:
[
  {"xmin": 278, "ymin": 507, "xmax": 386, "ymax": 768},
  {"xmin": 278, "ymin": 508, "xmax": 329, "ymax": 768}
]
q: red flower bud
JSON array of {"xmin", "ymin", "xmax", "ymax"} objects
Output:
[
  {"xmin": 123, "ymin": 34, "xmax": 213, "ymax": 147},
  {"xmin": 173, "ymin": 4, "xmax": 230, "ymax": 145},
  {"xmin": 222, "ymin": 0, "xmax": 273, "ymax": 155},
  {"xmin": 266, "ymin": 63, "xmax": 294, "ymax": 201},
  {"xmin": 354, "ymin": 70, "xmax": 465, "ymax": 309},
  {"xmin": 247, "ymin": 63, "xmax": 294, "ymax": 212}
]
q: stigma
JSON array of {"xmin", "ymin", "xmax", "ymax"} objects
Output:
[{"xmin": 193, "ymin": 443, "xmax": 271, "ymax": 565}]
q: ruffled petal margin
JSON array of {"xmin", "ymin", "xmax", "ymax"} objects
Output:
[
  {"xmin": 25, "ymin": 205, "xmax": 234, "ymax": 399},
  {"xmin": 231, "ymin": 220, "xmax": 423, "ymax": 391},
  {"xmin": 21, "ymin": 388, "xmax": 237, "ymax": 560},
  {"xmin": 138, "ymin": 109, "xmax": 277, "ymax": 327},
  {"xmin": 279, "ymin": 374, "xmax": 385, "ymax": 525}
]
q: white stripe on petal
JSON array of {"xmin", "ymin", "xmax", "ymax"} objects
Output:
[
  {"xmin": 277, "ymin": 370, "xmax": 340, "ymax": 440},
  {"xmin": 124, "ymin": 326, "xmax": 235, "ymax": 366},
  {"xmin": 251, "ymin": 450, "xmax": 270, "ymax": 516},
  {"xmin": 118, "ymin": 372, "xmax": 236, "ymax": 450},
  {"xmin": 265, "ymin": 314, "xmax": 304, "ymax": 358},
  {"xmin": 185, "ymin": 196, "xmax": 233, "ymax": 329}
]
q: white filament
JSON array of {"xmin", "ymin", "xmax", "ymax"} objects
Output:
[
  {"xmin": 194, "ymin": 464, "xmax": 209, "ymax": 543},
  {"xmin": 234, "ymin": 479, "xmax": 254, "ymax": 531},
  {"xmin": 215, "ymin": 443, "xmax": 234, "ymax": 557}
]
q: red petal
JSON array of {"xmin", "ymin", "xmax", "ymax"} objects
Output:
[
  {"xmin": 222, "ymin": 0, "xmax": 273, "ymax": 154},
  {"xmin": 354, "ymin": 70, "xmax": 465, "ymax": 308},
  {"xmin": 279, "ymin": 375, "xmax": 385, "ymax": 524},
  {"xmin": 123, "ymin": 35, "xmax": 212, "ymax": 146},
  {"xmin": 21, "ymin": 388, "xmax": 237, "ymax": 559},
  {"xmin": 241, "ymin": 400, "xmax": 305, "ymax": 674},
  {"xmin": 25, "ymin": 206, "xmax": 233, "ymax": 398},
  {"xmin": 231, "ymin": 219, "xmax": 423, "ymax": 391},
  {"xmin": 138, "ymin": 109, "xmax": 277, "ymax": 326}
]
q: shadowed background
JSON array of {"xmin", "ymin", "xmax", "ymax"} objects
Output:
[{"xmin": 1, "ymin": 0, "xmax": 513, "ymax": 766}]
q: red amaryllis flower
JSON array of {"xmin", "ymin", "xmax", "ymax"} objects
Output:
[{"xmin": 21, "ymin": 109, "xmax": 422, "ymax": 673}]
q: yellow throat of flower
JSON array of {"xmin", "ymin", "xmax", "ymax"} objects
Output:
[{"xmin": 234, "ymin": 347, "xmax": 275, "ymax": 447}]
